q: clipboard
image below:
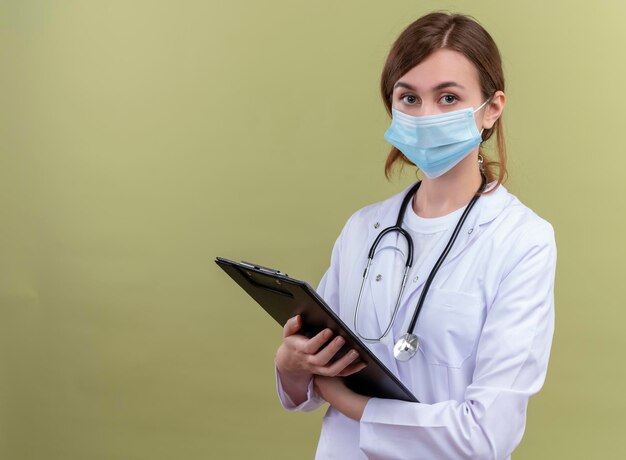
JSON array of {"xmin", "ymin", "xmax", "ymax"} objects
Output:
[{"xmin": 215, "ymin": 256, "xmax": 418, "ymax": 403}]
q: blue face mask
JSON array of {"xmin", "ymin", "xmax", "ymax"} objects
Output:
[{"xmin": 384, "ymin": 100, "xmax": 489, "ymax": 179}]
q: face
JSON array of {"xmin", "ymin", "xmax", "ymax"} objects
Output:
[{"xmin": 391, "ymin": 48, "xmax": 502, "ymax": 130}]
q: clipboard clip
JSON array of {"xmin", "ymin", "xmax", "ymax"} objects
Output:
[{"xmin": 240, "ymin": 260, "xmax": 288, "ymax": 278}]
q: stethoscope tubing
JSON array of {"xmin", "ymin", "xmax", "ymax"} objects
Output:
[
  {"xmin": 354, "ymin": 174, "xmax": 487, "ymax": 344},
  {"xmin": 405, "ymin": 175, "xmax": 486, "ymax": 333}
]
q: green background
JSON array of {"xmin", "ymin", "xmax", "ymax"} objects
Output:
[{"xmin": 1, "ymin": 0, "xmax": 624, "ymax": 458}]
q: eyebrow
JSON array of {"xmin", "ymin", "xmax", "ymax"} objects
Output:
[{"xmin": 393, "ymin": 81, "xmax": 466, "ymax": 91}]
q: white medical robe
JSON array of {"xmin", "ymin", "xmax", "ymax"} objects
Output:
[{"xmin": 276, "ymin": 181, "xmax": 557, "ymax": 460}]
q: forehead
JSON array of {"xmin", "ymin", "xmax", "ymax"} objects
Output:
[{"xmin": 396, "ymin": 48, "xmax": 480, "ymax": 91}]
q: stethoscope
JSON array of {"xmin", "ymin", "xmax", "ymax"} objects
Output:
[{"xmin": 354, "ymin": 174, "xmax": 487, "ymax": 361}]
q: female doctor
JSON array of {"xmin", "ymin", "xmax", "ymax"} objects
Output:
[{"xmin": 275, "ymin": 12, "xmax": 556, "ymax": 460}]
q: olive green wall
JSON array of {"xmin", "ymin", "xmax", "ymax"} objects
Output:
[{"xmin": 1, "ymin": 1, "xmax": 624, "ymax": 458}]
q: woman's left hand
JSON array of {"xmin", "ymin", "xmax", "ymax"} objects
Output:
[{"xmin": 314, "ymin": 376, "xmax": 371, "ymax": 421}]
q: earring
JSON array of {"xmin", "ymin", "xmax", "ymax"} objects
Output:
[{"xmin": 478, "ymin": 153, "xmax": 485, "ymax": 173}]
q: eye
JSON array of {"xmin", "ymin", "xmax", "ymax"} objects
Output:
[
  {"xmin": 401, "ymin": 94, "xmax": 418, "ymax": 105},
  {"xmin": 440, "ymin": 94, "xmax": 458, "ymax": 105}
]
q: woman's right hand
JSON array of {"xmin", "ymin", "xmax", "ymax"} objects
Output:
[{"xmin": 275, "ymin": 315, "xmax": 367, "ymax": 403}]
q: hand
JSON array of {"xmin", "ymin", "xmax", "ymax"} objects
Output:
[
  {"xmin": 314, "ymin": 375, "xmax": 370, "ymax": 421},
  {"xmin": 275, "ymin": 315, "xmax": 367, "ymax": 405},
  {"xmin": 275, "ymin": 315, "xmax": 367, "ymax": 379}
]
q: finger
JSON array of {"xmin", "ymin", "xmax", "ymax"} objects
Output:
[
  {"xmin": 336, "ymin": 360, "xmax": 368, "ymax": 377},
  {"xmin": 310, "ymin": 335, "xmax": 345, "ymax": 366},
  {"xmin": 319, "ymin": 349, "xmax": 359, "ymax": 376},
  {"xmin": 282, "ymin": 315, "xmax": 301, "ymax": 338},
  {"xmin": 302, "ymin": 328, "xmax": 334, "ymax": 354}
]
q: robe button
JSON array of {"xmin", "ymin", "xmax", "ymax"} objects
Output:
[
  {"xmin": 375, "ymin": 274, "xmax": 382, "ymax": 281},
  {"xmin": 468, "ymin": 228, "xmax": 474, "ymax": 234},
  {"xmin": 374, "ymin": 222, "xmax": 380, "ymax": 229}
]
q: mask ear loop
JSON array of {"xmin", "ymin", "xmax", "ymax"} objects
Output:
[
  {"xmin": 476, "ymin": 94, "xmax": 495, "ymax": 143},
  {"xmin": 476, "ymin": 94, "xmax": 496, "ymax": 174},
  {"xmin": 477, "ymin": 99, "xmax": 489, "ymax": 174},
  {"xmin": 474, "ymin": 98, "xmax": 491, "ymax": 113}
]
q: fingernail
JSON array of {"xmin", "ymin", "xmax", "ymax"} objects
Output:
[
  {"xmin": 350, "ymin": 350, "xmax": 358, "ymax": 358},
  {"xmin": 335, "ymin": 337, "xmax": 345, "ymax": 345},
  {"xmin": 323, "ymin": 329, "xmax": 332, "ymax": 338}
]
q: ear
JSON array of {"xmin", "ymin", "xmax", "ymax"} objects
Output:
[{"xmin": 482, "ymin": 90, "xmax": 505, "ymax": 130}]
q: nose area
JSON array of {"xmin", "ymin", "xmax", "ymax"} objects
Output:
[{"xmin": 421, "ymin": 104, "xmax": 439, "ymax": 116}]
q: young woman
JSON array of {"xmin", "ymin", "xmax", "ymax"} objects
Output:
[{"xmin": 275, "ymin": 12, "xmax": 556, "ymax": 459}]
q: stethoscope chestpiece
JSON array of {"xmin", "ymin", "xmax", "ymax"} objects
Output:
[{"xmin": 393, "ymin": 333, "xmax": 419, "ymax": 361}]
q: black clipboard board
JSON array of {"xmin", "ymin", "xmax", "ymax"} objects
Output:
[{"xmin": 215, "ymin": 256, "xmax": 418, "ymax": 403}]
